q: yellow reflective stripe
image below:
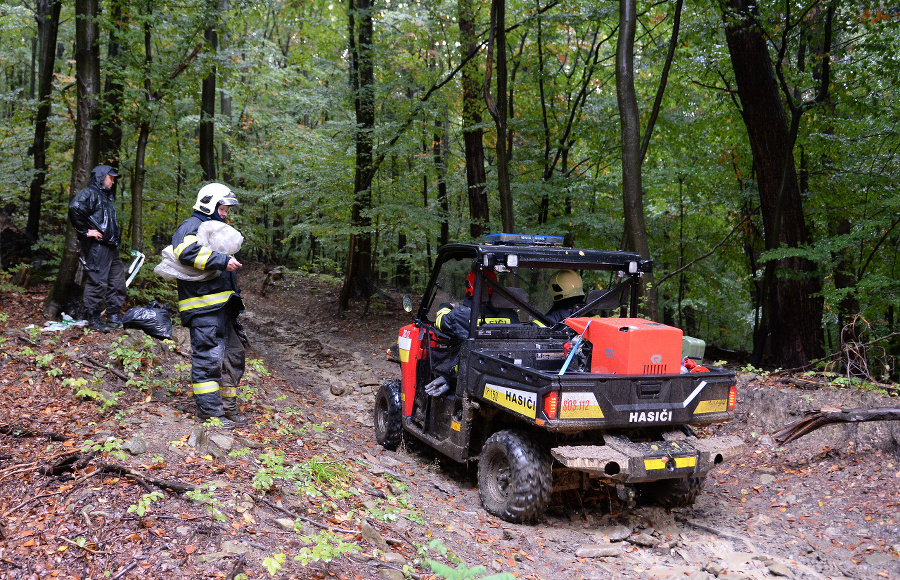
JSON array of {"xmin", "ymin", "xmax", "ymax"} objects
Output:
[
  {"xmin": 174, "ymin": 235, "xmax": 199, "ymax": 258},
  {"xmin": 480, "ymin": 317, "xmax": 512, "ymax": 324},
  {"xmin": 435, "ymin": 307, "xmax": 452, "ymax": 330},
  {"xmin": 644, "ymin": 458, "xmax": 667, "ymax": 470},
  {"xmin": 220, "ymin": 387, "xmax": 237, "ymax": 398},
  {"xmin": 193, "ymin": 247, "xmax": 213, "ymax": 270},
  {"xmin": 193, "ymin": 381, "xmax": 219, "ymax": 395},
  {"xmin": 674, "ymin": 457, "xmax": 697, "ymax": 468},
  {"xmin": 533, "ymin": 320, "xmax": 547, "ymax": 328},
  {"xmin": 179, "ymin": 290, "xmax": 234, "ymax": 311}
]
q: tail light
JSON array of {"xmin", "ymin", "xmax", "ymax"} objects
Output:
[
  {"xmin": 543, "ymin": 391, "xmax": 559, "ymax": 420},
  {"xmin": 727, "ymin": 385, "xmax": 737, "ymax": 411}
]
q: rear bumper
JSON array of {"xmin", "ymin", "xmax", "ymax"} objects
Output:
[{"xmin": 550, "ymin": 431, "xmax": 744, "ymax": 483}]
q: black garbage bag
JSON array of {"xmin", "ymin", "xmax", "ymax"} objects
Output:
[{"xmin": 122, "ymin": 301, "xmax": 173, "ymax": 340}]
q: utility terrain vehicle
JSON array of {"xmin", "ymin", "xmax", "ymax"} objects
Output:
[{"xmin": 375, "ymin": 235, "xmax": 742, "ymax": 523}]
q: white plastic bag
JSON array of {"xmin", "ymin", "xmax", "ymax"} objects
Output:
[{"xmin": 153, "ymin": 221, "xmax": 243, "ymax": 281}]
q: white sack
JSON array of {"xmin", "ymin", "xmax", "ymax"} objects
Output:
[{"xmin": 153, "ymin": 221, "xmax": 243, "ymax": 281}]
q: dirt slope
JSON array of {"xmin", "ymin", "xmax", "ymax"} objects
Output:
[{"xmin": 1, "ymin": 265, "xmax": 899, "ymax": 579}]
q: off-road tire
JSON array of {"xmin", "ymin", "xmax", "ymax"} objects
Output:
[
  {"xmin": 646, "ymin": 476, "xmax": 706, "ymax": 508},
  {"xmin": 374, "ymin": 379, "xmax": 403, "ymax": 450},
  {"xmin": 477, "ymin": 430, "xmax": 552, "ymax": 523}
]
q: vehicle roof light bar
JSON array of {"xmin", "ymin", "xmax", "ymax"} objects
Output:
[{"xmin": 484, "ymin": 233, "xmax": 564, "ymax": 246}]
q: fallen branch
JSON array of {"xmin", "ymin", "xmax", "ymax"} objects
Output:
[
  {"xmin": 248, "ymin": 491, "xmax": 355, "ymax": 534},
  {"xmin": 772, "ymin": 407, "xmax": 900, "ymax": 445},
  {"xmin": 772, "ymin": 331, "xmax": 900, "ymax": 376},
  {"xmin": 96, "ymin": 463, "xmax": 199, "ymax": 493},
  {"xmin": 2, "ymin": 493, "xmax": 58, "ymax": 517},
  {"xmin": 85, "ymin": 356, "xmax": 129, "ymax": 381},
  {"xmin": 0, "ymin": 424, "xmax": 67, "ymax": 441}
]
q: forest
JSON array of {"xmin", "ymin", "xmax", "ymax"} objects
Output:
[{"xmin": 0, "ymin": 0, "xmax": 898, "ymax": 373}]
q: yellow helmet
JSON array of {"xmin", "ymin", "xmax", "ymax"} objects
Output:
[{"xmin": 549, "ymin": 270, "xmax": 584, "ymax": 301}]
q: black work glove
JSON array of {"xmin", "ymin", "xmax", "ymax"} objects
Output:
[{"xmin": 233, "ymin": 318, "xmax": 250, "ymax": 349}]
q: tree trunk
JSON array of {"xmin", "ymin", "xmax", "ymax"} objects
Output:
[
  {"xmin": 724, "ymin": 0, "xmax": 824, "ymax": 368},
  {"xmin": 458, "ymin": 0, "xmax": 489, "ymax": 238},
  {"xmin": 616, "ymin": 0, "xmax": 655, "ymax": 317},
  {"xmin": 98, "ymin": 1, "xmax": 123, "ymax": 166},
  {"xmin": 484, "ymin": 0, "xmax": 514, "ymax": 233},
  {"xmin": 131, "ymin": 16, "xmax": 154, "ymax": 254},
  {"xmin": 199, "ymin": 2, "xmax": 218, "ymax": 181},
  {"xmin": 47, "ymin": 0, "xmax": 101, "ymax": 318},
  {"xmin": 433, "ymin": 114, "xmax": 449, "ymax": 247},
  {"xmin": 339, "ymin": 0, "xmax": 375, "ymax": 311},
  {"xmin": 219, "ymin": 0, "xmax": 232, "ymax": 183},
  {"xmin": 26, "ymin": 0, "xmax": 61, "ymax": 243}
]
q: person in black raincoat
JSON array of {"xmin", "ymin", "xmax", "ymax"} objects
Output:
[
  {"xmin": 68, "ymin": 165, "xmax": 125, "ymax": 331},
  {"xmin": 172, "ymin": 183, "xmax": 247, "ymax": 428}
]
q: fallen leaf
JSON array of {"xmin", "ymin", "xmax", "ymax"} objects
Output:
[
  {"xmin": 22, "ymin": 539, "xmax": 35, "ymax": 547},
  {"xmin": 185, "ymin": 545, "xmax": 196, "ymax": 554}
]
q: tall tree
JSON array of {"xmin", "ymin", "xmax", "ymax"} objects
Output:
[
  {"xmin": 484, "ymin": 0, "xmax": 514, "ymax": 233},
  {"xmin": 199, "ymin": 0, "xmax": 219, "ymax": 181},
  {"xmin": 47, "ymin": 0, "xmax": 102, "ymax": 317},
  {"xmin": 26, "ymin": 0, "xmax": 62, "ymax": 243},
  {"xmin": 458, "ymin": 0, "xmax": 489, "ymax": 238},
  {"xmin": 723, "ymin": 0, "xmax": 824, "ymax": 367},
  {"xmin": 339, "ymin": 0, "xmax": 376, "ymax": 311},
  {"xmin": 98, "ymin": 0, "xmax": 123, "ymax": 166},
  {"xmin": 616, "ymin": 0, "xmax": 654, "ymax": 315}
]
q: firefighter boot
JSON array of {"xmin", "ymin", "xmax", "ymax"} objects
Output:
[
  {"xmin": 222, "ymin": 396, "xmax": 248, "ymax": 427},
  {"xmin": 107, "ymin": 313, "xmax": 123, "ymax": 329}
]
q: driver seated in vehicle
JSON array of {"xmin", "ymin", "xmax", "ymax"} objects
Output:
[
  {"xmin": 545, "ymin": 269, "xmax": 586, "ymax": 324},
  {"xmin": 426, "ymin": 270, "xmax": 518, "ymax": 397}
]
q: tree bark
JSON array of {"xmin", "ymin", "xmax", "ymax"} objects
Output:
[
  {"xmin": 26, "ymin": 0, "xmax": 61, "ymax": 243},
  {"xmin": 130, "ymin": 14, "xmax": 154, "ymax": 253},
  {"xmin": 199, "ymin": 1, "xmax": 218, "ymax": 181},
  {"xmin": 339, "ymin": 0, "xmax": 376, "ymax": 311},
  {"xmin": 98, "ymin": 1, "xmax": 123, "ymax": 166},
  {"xmin": 459, "ymin": 0, "xmax": 490, "ymax": 238},
  {"xmin": 433, "ymin": 114, "xmax": 449, "ymax": 247},
  {"xmin": 484, "ymin": 0, "xmax": 514, "ymax": 233},
  {"xmin": 458, "ymin": 0, "xmax": 489, "ymax": 238},
  {"xmin": 47, "ymin": 0, "xmax": 101, "ymax": 318},
  {"xmin": 616, "ymin": 0, "xmax": 655, "ymax": 317},
  {"xmin": 724, "ymin": 0, "xmax": 824, "ymax": 368}
]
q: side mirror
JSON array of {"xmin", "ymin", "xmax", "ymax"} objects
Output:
[{"xmin": 402, "ymin": 295, "xmax": 413, "ymax": 313}]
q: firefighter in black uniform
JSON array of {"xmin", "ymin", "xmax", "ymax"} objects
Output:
[
  {"xmin": 545, "ymin": 269, "xmax": 585, "ymax": 324},
  {"xmin": 68, "ymin": 165, "xmax": 126, "ymax": 331},
  {"xmin": 426, "ymin": 270, "xmax": 518, "ymax": 396},
  {"xmin": 172, "ymin": 183, "xmax": 247, "ymax": 428}
]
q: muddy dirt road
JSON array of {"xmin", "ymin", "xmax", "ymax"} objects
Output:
[{"xmin": 242, "ymin": 268, "xmax": 900, "ymax": 580}]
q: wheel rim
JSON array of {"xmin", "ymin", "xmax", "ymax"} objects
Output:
[
  {"xmin": 488, "ymin": 452, "xmax": 511, "ymax": 500},
  {"xmin": 375, "ymin": 395, "xmax": 388, "ymax": 436}
]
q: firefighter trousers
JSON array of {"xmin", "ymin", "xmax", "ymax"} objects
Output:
[{"xmin": 189, "ymin": 308, "xmax": 245, "ymax": 418}]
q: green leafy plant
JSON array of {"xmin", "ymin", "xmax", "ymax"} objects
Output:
[
  {"xmin": 127, "ymin": 491, "xmax": 164, "ymax": 517},
  {"xmin": 294, "ymin": 530, "xmax": 360, "ymax": 566},
  {"xmin": 84, "ymin": 437, "xmax": 129, "ymax": 461},
  {"xmin": 185, "ymin": 484, "xmax": 227, "ymax": 522},
  {"xmin": 262, "ymin": 550, "xmax": 286, "ymax": 576},
  {"xmin": 418, "ymin": 540, "xmax": 514, "ymax": 580},
  {"xmin": 108, "ymin": 336, "xmax": 155, "ymax": 375},
  {"xmin": 229, "ymin": 447, "xmax": 252, "ymax": 458},
  {"xmin": 34, "ymin": 353, "xmax": 53, "ymax": 367}
]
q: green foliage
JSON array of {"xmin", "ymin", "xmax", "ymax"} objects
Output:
[
  {"xmin": 262, "ymin": 550, "xmax": 287, "ymax": 576},
  {"xmin": 83, "ymin": 437, "xmax": 129, "ymax": 461},
  {"xmin": 108, "ymin": 336, "xmax": 156, "ymax": 375},
  {"xmin": 418, "ymin": 540, "xmax": 514, "ymax": 580},
  {"xmin": 185, "ymin": 484, "xmax": 227, "ymax": 522},
  {"xmin": 127, "ymin": 491, "xmax": 165, "ymax": 517},
  {"xmin": 252, "ymin": 450, "xmax": 350, "ymax": 496},
  {"xmin": 67, "ymin": 377, "xmax": 121, "ymax": 410},
  {"xmin": 294, "ymin": 530, "xmax": 361, "ymax": 566}
]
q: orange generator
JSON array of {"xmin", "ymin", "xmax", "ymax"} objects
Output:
[{"xmin": 566, "ymin": 317, "xmax": 683, "ymax": 375}]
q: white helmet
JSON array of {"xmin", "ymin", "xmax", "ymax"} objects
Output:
[
  {"xmin": 194, "ymin": 183, "xmax": 239, "ymax": 215},
  {"xmin": 549, "ymin": 270, "xmax": 584, "ymax": 301}
]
